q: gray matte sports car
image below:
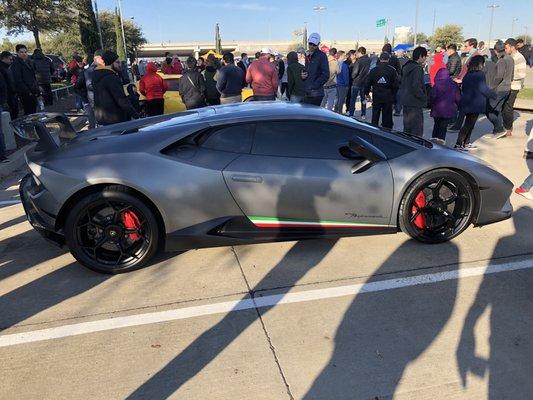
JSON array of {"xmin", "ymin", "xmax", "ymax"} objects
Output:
[{"xmin": 15, "ymin": 103, "xmax": 513, "ymax": 273}]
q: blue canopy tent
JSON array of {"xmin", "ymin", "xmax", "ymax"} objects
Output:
[{"xmin": 393, "ymin": 44, "xmax": 414, "ymax": 52}]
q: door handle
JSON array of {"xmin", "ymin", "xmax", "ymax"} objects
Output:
[{"xmin": 231, "ymin": 175, "xmax": 263, "ymax": 183}]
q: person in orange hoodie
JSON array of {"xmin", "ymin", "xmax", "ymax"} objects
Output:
[
  {"xmin": 139, "ymin": 62, "xmax": 168, "ymax": 116},
  {"xmin": 429, "ymin": 51, "xmax": 446, "ymax": 87}
]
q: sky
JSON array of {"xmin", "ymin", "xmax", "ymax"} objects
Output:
[{"xmin": 2, "ymin": 0, "xmax": 532, "ymax": 44}]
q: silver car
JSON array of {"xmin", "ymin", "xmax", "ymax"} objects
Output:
[{"xmin": 15, "ymin": 103, "xmax": 513, "ymax": 274}]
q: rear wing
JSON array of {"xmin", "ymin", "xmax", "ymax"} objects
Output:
[{"xmin": 10, "ymin": 113, "xmax": 78, "ymax": 152}]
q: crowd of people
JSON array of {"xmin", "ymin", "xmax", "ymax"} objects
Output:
[{"xmin": 0, "ymin": 33, "xmax": 531, "ymax": 200}]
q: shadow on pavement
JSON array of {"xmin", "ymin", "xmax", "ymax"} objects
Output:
[
  {"xmin": 125, "ymin": 165, "xmax": 337, "ymax": 399},
  {"xmin": 457, "ymin": 206, "xmax": 533, "ymax": 399},
  {"xmin": 303, "ymin": 239, "xmax": 460, "ymax": 399}
]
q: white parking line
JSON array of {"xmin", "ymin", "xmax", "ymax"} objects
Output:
[
  {"xmin": 0, "ymin": 200, "xmax": 20, "ymax": 206},
  {"xmin": 0, "ymin": 258, "xmax": 532, "ymax": 347}
]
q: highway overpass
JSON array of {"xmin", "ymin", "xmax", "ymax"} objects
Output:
[{"xmin": 137, "ymin": 40, "xmax": 387, "ymax": 58}]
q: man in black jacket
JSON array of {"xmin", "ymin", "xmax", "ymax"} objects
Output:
[
  {"xmin": 178, "ymin": 56, "xmax": 207, "ymax": 110},
  {"xmin": 365, "ymin": 52, "xmax": 398, "ymax": 129},
  {"xmin": 348, "ymin": 47, "xmax": 371, "ymax": 118},
  {"xmin": 92, "ymin": 51, "xmax": 138, "ymax": 126},
  {"xmin": 302, "ymin": 32, "xmax": 329, "ymax": 106},
  {"xmin": 398, "ymin": 46, "xmax": 428, "ymax": 136},
  {"xmin": 446, "ymin": 44, "xmax": 461, "ymax": 78},
  {"xmin": 31, "ymin": 48, "xmax": 55, "ymax": 106},
  {"xmin": 0, "ymin": 51, "xmax": 18, "ymax": 120},
  {"xmin": 84, "ymin": 50, "xmax": 104, "ymax": 129},
  {"xmin": 10, "ymin": 44, "xmax": 39, "ymax": 115}
]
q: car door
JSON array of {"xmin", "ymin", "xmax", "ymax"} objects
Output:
[{"xmin": 222, "ymin": 120, "xmax": 395, "ymax": 231}]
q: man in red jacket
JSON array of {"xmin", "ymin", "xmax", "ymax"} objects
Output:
[
  {"xmin": 246, "ymin": 48, "xmax": 279, "ymax": 101},
  {"xmin": 139, "ymin": 62, "xmax": 168, "ymax": 116}
]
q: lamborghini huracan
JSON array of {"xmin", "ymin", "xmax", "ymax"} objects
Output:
[{"xmin": 15, "ymin": 103, "xmax": 513, "ymax": 273}]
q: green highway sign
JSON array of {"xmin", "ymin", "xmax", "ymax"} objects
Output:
[{"xmin": 376, "ymin": 18, "xmax": 386, "ymax": 28}]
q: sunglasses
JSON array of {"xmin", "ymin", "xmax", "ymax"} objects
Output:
[{"xmin": 308, "ymin": 43, "xmax": 318, "ymax": 47}]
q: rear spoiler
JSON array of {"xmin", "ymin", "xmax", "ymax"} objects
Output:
[{"xmin": 10, "ymin": 112, "xmax": 78, "ymax": 152}]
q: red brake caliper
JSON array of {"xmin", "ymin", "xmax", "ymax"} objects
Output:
[
  {"xmin": 412, "ymin": 191, "xmax": 427, "ymax": 230},
  {"xmin": 121, "ymin": 210, "xmax": 141, "ymax": 241}
]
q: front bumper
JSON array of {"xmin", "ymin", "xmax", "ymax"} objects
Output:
[{"xmin": 19, "ymin": 174, "xmax": 65, "ymax": 247}]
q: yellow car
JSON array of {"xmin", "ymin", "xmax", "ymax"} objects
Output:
[{"xmin": 135, "ymin": 73, "xmax": 254, "ymax": 114}]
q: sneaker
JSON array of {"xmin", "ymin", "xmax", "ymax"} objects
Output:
[
  {"xmin": 360, "ymin": 115, "xmax": 366, "ymax": 120},
  {"xmin": 464, "ymin": 143, "xmax": 478, "ymax": 150},
  {"xmin": 430, "ymin": 138, "xmax": 445, "ymax": 146},
  {"xmin": 495, "ymin": 130, "xmax": 511, "ymax": 139},
  {"xmin": 454, "ymin": 144, "xmax": 467, "ymax": 152},
  {"xmin": 515, "ymin": 187, "xmax": 533, "ymax": 200}
]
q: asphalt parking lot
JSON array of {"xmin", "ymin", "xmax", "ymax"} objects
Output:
[{"xmin": 1, "ymin": 110, "xmax": 533, "ymax": 399}]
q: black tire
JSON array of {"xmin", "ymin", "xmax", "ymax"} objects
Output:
[
  {"xmin": 65, "ymin": 186, "xmax": 160, "ymax": 274},
  {"xmin": 399, "ymin": 169, "xmax": 476, "ymax": 243}
]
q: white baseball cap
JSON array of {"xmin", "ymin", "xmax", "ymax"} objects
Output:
[
  {"xmin": 261, "ymin": 47, "xmax": 273, "ymax": 55},
  {"xmin": 308, "ymin": 32, "xmax": 321, "ymax": 46}
]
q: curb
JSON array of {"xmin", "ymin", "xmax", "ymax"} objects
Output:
[{"xmin": 0, "ymin": 115, "xmax": 87, "ymax": 183}]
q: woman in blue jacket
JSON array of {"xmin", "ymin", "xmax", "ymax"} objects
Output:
[{"xmin": 455, "ymin": 55, "xmax": 497, "ymax": 151}]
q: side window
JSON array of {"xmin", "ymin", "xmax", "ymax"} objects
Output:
[
  {"xmin": 252, "ymin": 121, "xmax": 372, "ymax": 159},
  {"xmin": 200, "ymin": 124, "xmax": 255, "ymax": 154}
]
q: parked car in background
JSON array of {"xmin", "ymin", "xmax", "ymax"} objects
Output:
[
  {"xmin": 45, "ymin": 54, "xmax": 67, "ymax": 82},
  {"xmin": 134, "ymin": 73, "xmax": 254, "ymax": 114}
]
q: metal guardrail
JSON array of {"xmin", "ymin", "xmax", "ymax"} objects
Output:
[{"xmin": 51, "ymin": 84, "xmax": 74, "ymax": 101}]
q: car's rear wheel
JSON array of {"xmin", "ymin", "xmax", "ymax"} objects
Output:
[
  {"xmin": 65, "ymin": 186, "xmax": 160, "ymax": 274},
  {"xmin": 399, "ymin": 169, "xmax": 476, "ymax": 243}
]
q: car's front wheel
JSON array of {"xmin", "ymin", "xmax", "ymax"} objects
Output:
[
  {"xmin": 399, "ymin": 169, "xmax": 476, "ymax": 243},
  {"xmin": 65, "ymin": 186, "xmax": 160, "ymax": 274}
]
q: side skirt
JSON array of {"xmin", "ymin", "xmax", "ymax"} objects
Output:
[{"xmin": 164, "ymin": 216, "xmax": 398, "ymax": 252}]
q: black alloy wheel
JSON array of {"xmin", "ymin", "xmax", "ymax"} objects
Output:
[
  {"xmin": 399, "ymin": 169, "xmax": 476, "ymax": 243},
  {"xmin": 65, "ymin": 186, "xmax": 160, "ymax": 273}
]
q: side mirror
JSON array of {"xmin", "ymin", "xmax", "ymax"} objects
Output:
[{"xmin": 348, "ymin": 137, "xmax": 387, "ymax": 174}]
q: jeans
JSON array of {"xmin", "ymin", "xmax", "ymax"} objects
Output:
[
  {"xmin": 0, "ymin": 105, "xmax": 5, "ymax": 159},
  {"xmin": 403, "ymin": 106, "xmax": 424, "ymax": 136},
  {"xmin": 502, "ymin": 89, "xmax": 519, "ymax": 131},
  {"xmin": 75, "ymin": 94, "xmax": 83, "ymax": 110},
  {"xmin": 432, "ymin": 117, "xmax": 450, "ymax": 140},
  {"xmin": 303, "ymin": 95, "xmax": 324, "ymax": 106},
  {"xmin": 335, "ymin": 86, "xmax": 349, "ymax": 113},
  {"xmin": 522, "ymin": 159, "xmax": 533, "ymax": 190},
  {"xmin": 371, "ymin": 102, "xmax": 393, "ymax": 129},
  {"xmin": 348, "ymin": 86, "xmax": 366, "ymax": 117},
  {"xmin": 289, "ymin": 95, "xmax": 304, "ymax": 103},
  {"xmin": 321, "ymin": 86, "xmax": 337, "ymax": 110},
  {"xmin": 456, "ymin": 113, "xmax": 479, "ymax": 146},
  {"xmin": 486, "ymin": 91, "xmax": 510, "ymax": 133}
]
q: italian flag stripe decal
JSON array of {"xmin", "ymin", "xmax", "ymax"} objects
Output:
[{"xmin": 249, "ymin": 216, "xmax": 389, "ymax": 229}]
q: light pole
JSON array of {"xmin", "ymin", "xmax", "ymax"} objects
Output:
[
  {"xmin": 313, "ymin": 5, "xmax": 326, "ymax": 36},
  {"xmin": 118, "ymin": 0, "xmax": 128, "ymax": 59},
  {"xmin": 94, "ymin": 0, "xmax": 104, "ymax": 50},
  {"xmin": 511, "ymin": 18, "xmax": 518, "ymax": 37},
  {"xmin": 487, "ymin": 4, "xmax": 499, "ymax": 48},
  {"xmin": 413, "ymin": 0, "xmax": 420, "ymax": 47}
]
